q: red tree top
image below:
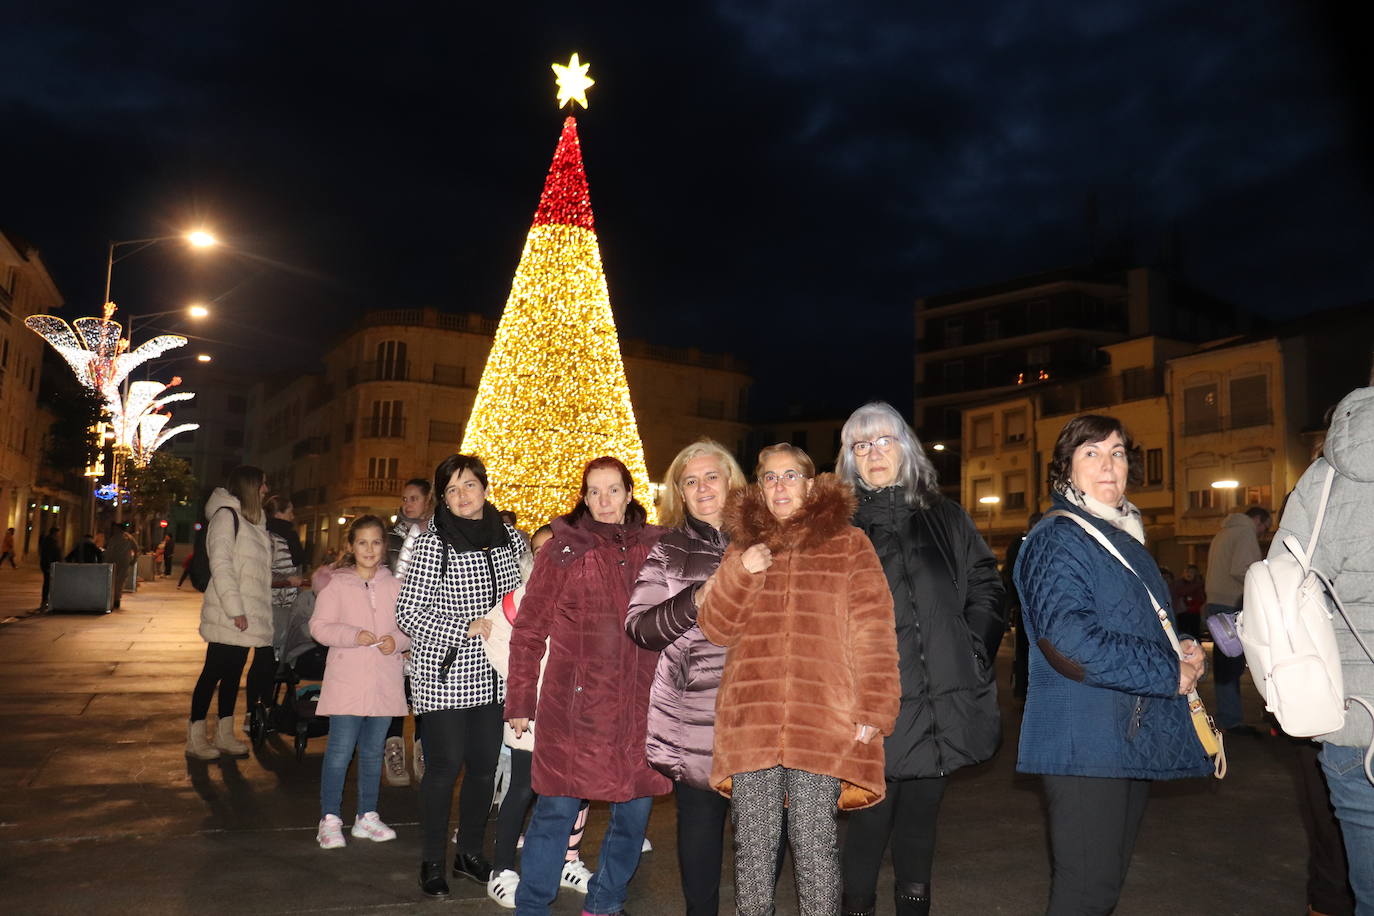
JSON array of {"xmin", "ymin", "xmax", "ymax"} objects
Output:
[{"xmin": 532, "ymin": 116, "xmax": 595, "ymax": 231}]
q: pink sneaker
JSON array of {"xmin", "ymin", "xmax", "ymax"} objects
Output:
[
  {"xmin": 317, "ymin": 814, "xmax": 345, "ymax": 849},
  {"xmin": 350, "ymin": 811, "xmax": 396, "ymax": 842}
]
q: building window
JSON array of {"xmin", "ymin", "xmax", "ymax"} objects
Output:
[
  {"xmin": 223, "ymin": 428, "xmax": 244, "ymax": 447},
  {"xmin": 1229, "ymin": 375, "xmax": 1270, "ymax": 429},
  {"xmin": 944, "ymin": 319, "xmax": 963, "ymax": 347},
  {"xmin": 367, "ymin": 457, "xmax": 398, "ymax": 480},
  {"xmin": 1003, "ymin": 471, "xmax": 1027, "ymax": 510},
  {"xmin": 366, "ymin": 400, "xmax": 405, "ymax": 438},
  {"xmin": 971, "ymin": 415, "xmax": 994, "ymax": 450},
  {"xmin": 432, "ymin": 363, "xmax": 465, "ymax": 387},
  {"xmin": 376, "ymin": 340, "xmax": 408, "ymax": 381},
  {"xmin": 1183, "ymin": 384, "xmax": 1220, "ymax": 435},
  {"xmin": 1146, "ymin": 448, "xmax": 1164, "ymax": 486},
  {"xmin": 1188, "ymin": 488, "xmax": 1219, "ymax": 510},
  {"xmin": 942, "ymin": 361, "xmax": 964, "ymax": 391},
  {"xmin": 972, "ymin": 477, "xmax": 995, "ymax": 504},
  {"xmin": 1003, "ymin": 409, "xmax": 1027, "ymax": 444}
]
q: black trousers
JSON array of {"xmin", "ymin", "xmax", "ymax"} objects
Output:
[
  {"xmin": 1292, "ymin": 739, "xmax": 1356, "ymax": 915},
  {"xmin": 40, "ymin": 563, "xmax": 53, "ymax": 602},
  {"xmin": 385, "ymin": 677, "xmax": 420, "ymax": 740},
  {"xmin": 1013, "ymin": 606, "xmax": 1030, "ymax": 699},
  {"xmin": 1042, "ymin": 775, "xmax": 1150, "ymax": 916},
  {"xmin": 842, "ymin": 775, "xmax": 948, "ymax": 903},
  {"xmin": 418, "ymin": 702, "xmax": 504, "ymax": 862},
  {"xmin": 189, "ymin": 643, "xmax": 275, "ymax": 721},
  {"xmin": 676, "ymin": 781, "xmax": 731, "ymax": 916},
  {"xmin": 493, "ymin": 747, "xmax": 536, "ymax": 872}
]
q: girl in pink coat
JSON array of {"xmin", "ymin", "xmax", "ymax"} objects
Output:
[{"xmin": 310, "ymin": 515, "xmax": 411, "ymax": 849}]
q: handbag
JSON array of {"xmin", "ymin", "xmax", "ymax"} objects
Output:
[
  {"xmin": 1206, "ymin": 610, "xmax": 1244, "ymax": 658},
  {"xmin": 1046, "ymin": 511, "xmax": 1227, "ymax": 778}
]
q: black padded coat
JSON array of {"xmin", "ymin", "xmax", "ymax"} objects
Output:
[{"xmin": 853, "ymin": 486, "xmax": 1008, "ymax": 778}]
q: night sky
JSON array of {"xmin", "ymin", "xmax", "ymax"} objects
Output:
[{"xmin": 4, "ymin": 3, "xmax": 1373, "ymax": 415}]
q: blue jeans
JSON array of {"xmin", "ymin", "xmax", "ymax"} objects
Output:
[
  {"xmin": 320, "ymin": 714, "xmax": 390, "ymax": 819},
  {"xmin": 1204, "ymin": 603, "xmax": 1246, "ymax": 729},
  {"xmin": 1320, "ymin": 743, "xmax": 1374, "ymax": 913},
  {"xmin": 515, "ymin": 793, "xmax": 653, "ymax": 916}
]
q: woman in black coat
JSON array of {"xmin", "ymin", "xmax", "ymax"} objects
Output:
[{"xmin": 836, "ymin": 402, "xmax": 1007, "ymax": 916}]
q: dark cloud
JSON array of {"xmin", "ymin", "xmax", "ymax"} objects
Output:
[{"xmin": 2, "ymin": 2, "xmax": 1370, "ymax": 414}]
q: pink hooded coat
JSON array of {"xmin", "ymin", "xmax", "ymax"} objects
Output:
[{"xmin": 310, "ymin": 566, "xmax": 411, "ymax": 717}]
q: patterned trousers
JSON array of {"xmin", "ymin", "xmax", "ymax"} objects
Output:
[{"xmin": 732, "ymin": 766, "xmax": 841, "ymax": 916}]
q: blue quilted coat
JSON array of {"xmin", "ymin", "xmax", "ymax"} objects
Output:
[{"xmin": 1013, "ymin": 495, "xmax": 1213, "ymax": 779}]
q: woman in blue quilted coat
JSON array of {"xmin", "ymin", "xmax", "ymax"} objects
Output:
[{"xmin": 1013, "ymin": 414, "xmax": 1211, "ymax": 915}]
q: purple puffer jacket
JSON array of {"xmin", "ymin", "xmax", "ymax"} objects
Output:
[{"xmin": 625, "ymin": 515, "xmax": 728, "ymax": 791}]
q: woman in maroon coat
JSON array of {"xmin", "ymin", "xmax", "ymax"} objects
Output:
[{"xmin": 505, "ymin": 456, "xmax": 668, "ymax": 916}]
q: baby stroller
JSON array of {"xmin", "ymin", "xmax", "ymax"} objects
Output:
[{"xmin": 250, "ymin": 588, "xmax": 330, "ymax": 761}]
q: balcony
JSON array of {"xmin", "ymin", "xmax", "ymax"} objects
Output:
[
  {"xmin": 346, "ymin": 360, "xmax": 410, "ymax": 386},
  {"xmin": 1182, "ymin": 409, "xmax": 1273, "ymax": 437},
  {"xmin": 347, "ymin": 478, "xmax": 403, "ymax": 497},
  {"xmin": 361, "ymin": 417, "xmax": 407, "ymax": 439},
  {"xmin": 1038, "ymin": 368, "xmax": 1166, "ymax": 418}
]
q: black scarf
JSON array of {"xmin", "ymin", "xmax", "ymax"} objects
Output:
[{"xmin": 434, "ymin": 500, "xmax": 506, "ymax": 556}]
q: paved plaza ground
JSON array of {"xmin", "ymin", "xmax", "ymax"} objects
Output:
[{"xmin": 0, "ymin": 569, "xmax": 1311, "ymax": 914}]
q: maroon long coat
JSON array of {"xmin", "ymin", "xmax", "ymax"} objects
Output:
[{"xmin": 506, "ymin": 514, "xmax": 672, "ymax": 802}]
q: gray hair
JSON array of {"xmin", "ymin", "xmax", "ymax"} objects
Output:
[{"xmin": 836, "ymin": 401, "xmax": 940, "ymax": 508}]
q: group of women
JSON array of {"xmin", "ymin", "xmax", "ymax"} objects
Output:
[{"xmin": 188, "ymin": 397, "xmax": 1227, "ymax": 916}]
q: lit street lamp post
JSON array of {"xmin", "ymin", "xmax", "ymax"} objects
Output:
[{"xmin": 978, "ymin": 494, "xmax": 1001, "ymax": 547}]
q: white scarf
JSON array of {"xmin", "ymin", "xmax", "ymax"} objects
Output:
[{"xmin": 1064, "ymin": 487, "xmax": 1147, "ymax": 545}]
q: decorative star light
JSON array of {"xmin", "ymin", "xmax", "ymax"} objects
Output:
[{"xmin": 552, "ymin": 52, "xmax": 594, "ymax": 109}]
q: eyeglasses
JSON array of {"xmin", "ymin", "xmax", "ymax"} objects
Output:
[
  {"xmin": 851, "ymin": 436, "xmax": 896, "ymax": 457},
  {"xmin": 761, "ymin": 470, "xmax": 807, "ymax": 486}
]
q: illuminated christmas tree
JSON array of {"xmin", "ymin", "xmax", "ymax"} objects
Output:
[{"xmin": 461, "ymin": 55, "xmax": 654, "ymax": 528}]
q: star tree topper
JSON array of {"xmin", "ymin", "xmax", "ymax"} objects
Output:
[{"xmin": 552, "ymin": 52, "xmax": 594, "ymax": 109}]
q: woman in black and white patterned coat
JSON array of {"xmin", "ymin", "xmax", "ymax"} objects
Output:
[{"xmin": 396, "ymin": 454, "xmax": 528, "ymax": 899}]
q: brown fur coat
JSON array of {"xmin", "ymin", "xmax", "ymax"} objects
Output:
[{"xmin": 698, "ymin": 473, "xmax": 900, "ymax": 810}]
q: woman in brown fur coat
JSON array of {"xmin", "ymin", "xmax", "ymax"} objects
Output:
[{"xmin": 698, "ymin": 443, "xmax": 900, "ymax": 916}]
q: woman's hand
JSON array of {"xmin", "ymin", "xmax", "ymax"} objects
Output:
[
  {"xmin": 467, "ymin": 618, "xmax": 492, "ymax": 639},
  {"xmin": 1178, "ymin": 652, "xmax": 1205, "ymax": 695},
  {"xmin": 232, "ymin": 615, "xmax": 248, "ymax": 631},
  {"xmin": 741, "ymin": 544, "xmax": 773, "ymax": 574},
  {"xmin": 287, "ymin": 575, "xmax": 303, "ymax": 587},
  {"xmin": 508, "ymin": 717, "xmax": 531, "ymax": 738},
  {"xmin": 375, "ymin": 635, "xmax": 396, "ymax": 655},
  {"xmin": 695, "ymin": 572, "xmax": 718, "ymax": 605},
  {"xmin": 356, "ymin": 629, "xmax": 378, "ymax": 646},
  {"xmin": 854, "ymin": 723, "xmax": 878, "ymax": 745}
]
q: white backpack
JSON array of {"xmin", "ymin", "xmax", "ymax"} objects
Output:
[{"xmin": 1238, "ymin": 467, "xmax": 1374, "ymax": 780}]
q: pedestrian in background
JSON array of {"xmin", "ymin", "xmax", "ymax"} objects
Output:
[
  {"xmin": 699, "ymin": 443, "xmax": 900, "ymax": 916},
  {"xmin": 1014, "ymin": 414, "xmax": 1211, "ymax": 914},
  {"xmin": 1, "ymin": 526, "xmax": 16, "ymax": 568},
  {"xmin": 835, "ymin": 403, "xmax": 1006, "ymax": 916},
  {"xmin": 1169, "ymin": 563, "xmax": 1206, "ymax": 645},
  {"xmin": 65, "ymin": 534, "xmax": 102, "ymax": 564},
  {"xmin": 396, "ymin": 454, "xmax": 527, "ymax": 899},
  {"xmin": 310, "ymin": 515, "xmax": 410, "ymax": 850},
  {"xmin": 383, "ymin": 477, "xmax": 433, "ymax": 787},
  {"xmin": 38, "ymin": 527, "xmax": 61, "ymax": 608},
  {"xmin": 185, "ymin": 466, "xmax": 274, "ymax": 761},
  {"xmin": 265, "ymin": 496, "xmax": 305, "ymax": 660},
  {"xmin": 626, "ymin": 438, "xmax": 747, "ymax": 916},
  {"xmin": 505, "ymin": 456, "xmax": 667, "ymax": 916},
  {"xmin": 1269, "ymin": 386, "xmax": 1374, "ymax": 912},
  {"xmin": 1204, "ymin": 506, "xmax": 1271, "ymax": 737},
  {"xmin": 106, "ymin": 523, "xmax": 137, "ymax": 610},
  {"xmin": 159, "ymin": 532, "xmax": 175, "ymax": 577}
]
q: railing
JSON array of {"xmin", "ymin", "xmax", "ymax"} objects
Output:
[
  {"xmin": 361, "ymin": 417, "xmax": 407, "ymax": 439},
  {"xmin": 1038, "ymin": 369, "xmax": 1166, "ymax": 418},
  {"xmin": 346, "ymin": 361, "xmax": 410, "ymax": 386},
  {"xmin": 348, "ymin": 478, "xmax": 404, "ymax": 497},
  {"xmin": 620, "ymin": 339, "xmax": 748, "ymax": 372},
  {"xmin": 1183, "ymin": 409, "xmax": 1273, "ymax": 437}
]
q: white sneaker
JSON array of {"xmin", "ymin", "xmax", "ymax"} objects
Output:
[
  {"xmin": 642, "ymin": 837, "xmax": 653, "ymax": 853},
  {"xmin": 487, "ymin": 869, "xmax": 519, "ymax": 908},
  {"xmin": 317, "ymin": 814, "xmax": 345, "ymax": 849},
  {"xmin": 350, "ymin": 812, "xmax": 396, "ymax": 842},
  {"xmin": 560, "ymin": 858, "xmax": 592, "ymax": 893}
]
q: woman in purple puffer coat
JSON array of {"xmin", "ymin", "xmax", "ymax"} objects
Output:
[{"xmin": 626, "ymin": 439, "xmax": 747, "ymax": 916}]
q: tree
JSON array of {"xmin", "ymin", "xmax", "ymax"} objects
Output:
[
  {"xmin": 460, "ymin": 116, "xmax": 653, "ymax": 528},
  {"xmin": 42, "ymin": 375, "xmax": 105, "ymax": 477},
  {"xmin": 124, "ymin": 451, "xmax": 197, "ymax": 542}
]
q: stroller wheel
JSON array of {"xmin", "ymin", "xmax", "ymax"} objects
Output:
[{"xmin": 249, "ymin": 704, "xmax": 266, "ymax": 747}]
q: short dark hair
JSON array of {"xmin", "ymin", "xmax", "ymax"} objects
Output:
[
  {"xmin": 434, "ymin": 454, "xmax": 488, "ymax": 499},
  {"xmin": 404, "ymin": 478, "xmax": 432, "ymax": 496},
  {"xmin": 1047, "ymin": 414, "xmax": 1143, "ymax": 495},
  {"xmin": 264, "ymin": 495, "xmax": 292, "ymax": 517},
  {"xmin": 1244, "ymin": 506, "xmax": 1272, "ymax": 525}
]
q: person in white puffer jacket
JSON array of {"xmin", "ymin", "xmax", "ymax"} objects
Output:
[
  {"xmin": 185, "ymin": 466, "xmax": 275, "ymax": 760},
  {"xmin": 1271, "ymin": 385, "xmax": 1374, "ymax": 911}
]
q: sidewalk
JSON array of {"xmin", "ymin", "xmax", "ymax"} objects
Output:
[
  {"xmin": 0, "ymin": 564, "xmax": 46, "ymax": 623},
  {"xmin": 0, "ymin": 578, "xmax": 1313, "ymax": 914}
]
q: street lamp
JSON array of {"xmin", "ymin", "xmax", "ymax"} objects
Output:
[
  {"xmin": 196, "ymin": 353, "xmax": 212, "ymax": 363},
  {"xmin": 978, "ymin": 494, "xmax": 1000, "ymax": 546},
  {"xmin": 1212, "ymin": 479, "xmax": 1239, "ymax": 511},
  {"xmin": 103, "ymin": 231, "xmax": 218, "ymax": 307}
]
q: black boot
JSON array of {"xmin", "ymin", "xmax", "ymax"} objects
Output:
[
  {"xmin": 895, "ymin": 882, "xmax": 931, "ymax": 916},
  {"xmin": 842, "ymin": 892, "xmax": 877, "ymax": 916},
  {"xmin": 452, "ymin": 850, "xmax": 493, "ymax": 883},
  {"xmin": 419, "ymin": 861, "xmax": 450, "ymax": 897}
]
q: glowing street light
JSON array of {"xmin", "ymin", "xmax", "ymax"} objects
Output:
[
  {"xmin": 186, "ymin": 230, "xmax": 217, "ymax": 248},
  {"xmin": 196, "ymin": 353, "xmax": 212, "ymax": 363},
  {"xmin": 978, "ymin": 494, "xmax": 1000, "ymax": 546},
  {"xmin": 932, "ymin": 443, "xmax": 946, "ymax": 451},
  {"xmin": 1211, "ymin": 479, "xmax": 1239, "ymax": 489},
  {"xmin": 188, "ymin": 303, "xmax": 210, "ymax": 319}
]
